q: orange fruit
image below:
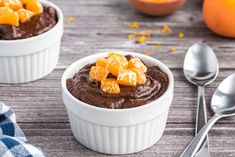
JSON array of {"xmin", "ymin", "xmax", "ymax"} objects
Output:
[
  {"xmin": 1, "ymin": 0, "xmax": 22, "ymax": 11},
  {"xmin": 106, "ymin": 53, "xmax": 128, "ymax": 77},
  {"xmin": 129, "ymin": 68, "xmax": 147, "ymax": 85},
  {"xmin": 89, "ymin": 66, "xmax": 108, "ymax": 82},
  {"xmin": 26, "ymin": 0, "xmax": 43, "ymax": 14},
  {"xmin": 117, "ymin": 69, "xmax": 137, "ymax": 86},
  {"xmin": 128, "ymin": 57, "xmax": 147, "ymax": 72},
  {"xmin": 96, "ymin": 58, "xmax": 107, "ymax": 68},
  {"xmin": 101, "ymin": 79, "xmax": 120, "ymax": 94},
  {"xmin": 203, "ymin": 0, "xmax": 235, "ymax": 38},
  {"xmin": 18, "ymin": 8, "xmax": 35, "ymax": 23},
  {"xmin": 0, "ymin": 7, "xmax": 19, "ymax": 26}
]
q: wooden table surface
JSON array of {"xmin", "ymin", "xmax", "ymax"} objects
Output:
[{"xmin": 1, "ymin": 0, "xmax": 235, "ymax": 156}]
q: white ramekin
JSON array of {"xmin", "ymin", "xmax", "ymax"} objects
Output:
[
  {"xmin": 61, "ymin": 52, "xmax": 174, "ymax": 154},
  {"xmin": 0, "ymin": 0, "xmax": 63, "ymax": 84}
]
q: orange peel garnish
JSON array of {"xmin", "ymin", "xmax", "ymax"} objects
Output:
[
  {"xmin": 161, "ymin": 25, "xmax": 172, "ymax": 33},
  {"xmin": 1, "ymin": 0, "xmax": 22, "ymax": 11},
  {"xmin": 106, "ymin": 53, "xmax": 128, "ymax": 77},
  {"xmin": 117, "ymin": 69, "xmax": 137, "ymax": 86},
  {"xmin": 128, "ymin": 22, "xmax": 140, "ymax": 29},
  {"xmin": 128, "ymin": 57, "xmax": 147, "ymax": 73},
  {"xmin": 89, "ymin": 66, "xmax": 109, "ymax": 82},
  {"xmin": 129, "ymin": 68, "xmax": 147, "ymax": 85},
  {"xmin": 26, "ymin": 0, "xmax": 43, "ymax": 15},
  {"xmin": 101, "ymin": 79, "xmax": 120, "ymax": 94},
  {"xmin": 18, "ymin": 8, "xmax": 34, "ymax": 23},
  {"xmin": 0, "ymin": 7, "xmax": 19, "ymax": 26}
]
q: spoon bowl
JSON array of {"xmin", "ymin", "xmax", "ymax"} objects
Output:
[
  {"xmin": 211, "ymin": 74, "xmax": 235, "ymax": 116},
  {"xmin": 184, "ymin": 43, "xmax": 219, "ymax": 86}
]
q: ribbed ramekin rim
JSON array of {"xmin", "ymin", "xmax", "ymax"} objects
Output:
[
  {"xmin": 0, "ymin": 0, "xmax": 63, "ymax": 44},
  {"xmin": 61, "ymin": 51, "xmax": 174, "ymax": 113}
]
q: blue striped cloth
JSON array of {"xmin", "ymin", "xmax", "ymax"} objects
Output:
[{"xmin": 0, "ymin": 102, "xmax": 46, "ymax": 157}]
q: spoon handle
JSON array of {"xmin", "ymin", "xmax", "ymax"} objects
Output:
[
  {"xmin": 195, "ymin": 86, "xmax": 210, "ymax": 157},
  {"xmin": 180, "ymin": 115, "xmax": 221, "ymax": 157}
]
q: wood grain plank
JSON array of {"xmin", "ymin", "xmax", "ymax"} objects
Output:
[
  {"xmin": 19, "ymin": 123, "xmax": 235, "ymax": 157},
  {"xmin": 1, "ymin": 69, "xmax": 235, "ymax": 125}
]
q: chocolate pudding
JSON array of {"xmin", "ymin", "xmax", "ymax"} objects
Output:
[
  {"xmin": 0, "ymin": 6, "xmax": 57, "ymax": 40},
  {"xmin": 67, "ymin": 56, "xmax": 169, "ymax": 109}
]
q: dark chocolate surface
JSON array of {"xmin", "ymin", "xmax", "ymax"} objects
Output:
[
  {"xmin": 66, "ymin": 56, "xmax": 169, "ymax": 109},
  {"xmin": 0, "ymin": 6, "xmax": 57, "ymax": 40}
]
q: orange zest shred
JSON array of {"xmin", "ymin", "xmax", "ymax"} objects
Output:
[
  {"xmin": 128, "ymin": 34, "xmax": 135, "ymax": 40},
  {"xmin": 101, "ymin": 79, "xmax": 120, "ymax": 94},
  {"xmin": 68, "ymin": 16, "xmax": 75, "ymax": 22},
  {"xmin": 177, "ymin": 32, "xmax": 185, "ymax": 38},
  {"xmin": 144, "ymin": 50, "xmax": 153, "ymax": 56},
  {"xmin": 170, "ymin": 47, "xmax": 177, "ymax": 52},
  {"xmin": 151, "ymin": 45, "xmax": 160, "ymax": 49},
  {"xmin": 128, "ymin": 21, "xmax": 140, "ymax": 29},
  {"xmin": 136, "ymin": 36, "xmax": 147, "ymax": 43},
  {"xmin": 161, "ymin": 24, "xmax": 172, "ymax": 33}
]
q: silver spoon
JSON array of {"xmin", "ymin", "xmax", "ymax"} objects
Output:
[
  {"xmin": 183, "ymin": 43, "xmax": 219, "ymax": 157},
  {"xmin": 180, "ymin": 73, "xmax": 235, "ymax": 157}
]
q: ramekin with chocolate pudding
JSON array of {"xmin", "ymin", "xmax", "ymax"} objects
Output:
[
  {"xmin": 0, "ymin": 0, "xmax": 63, "ymax": 83},
  {"xmin": 61, "ymin": 52, "xmax": 174, "ymax": 154}
]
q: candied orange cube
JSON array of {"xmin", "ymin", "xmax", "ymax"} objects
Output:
[
  {"xmin": 106, "ymin": 53, "xmax": 128, "ymax": 77},
  {"xmin": 0, "ymin": 7, "xmax": 19, "ymax": 26},
  {"xmin": 96, "ymin": 58, "xmax": 107, "ymax": 68},
  {"xmin": 26, "ymin": 0, "xmax": 43, "ymax": 14},
  {"xmin": 89, "ymin": 66, "xmax": 108, "ymax": 82},
  {"xmin": 101, "ymin": 79, "xmax": 120, "ymax": 94},
  {"xmin": 2, "ymin": 0, "xmax": 22, "ymax": 11},
  {"xmin": 128, "ymin": 57, "xmax": 147, "ymax": 73},
  {"xmin": 129, "ymin": 68, "xmax": 147, "ymax": 85},
  {"xmin": 18, "ymin": 8, "xmax": 34, "ymax": 23},
  {"xmin": 117, "ymin": 69, "xmax": 137, "ymax": 86}
]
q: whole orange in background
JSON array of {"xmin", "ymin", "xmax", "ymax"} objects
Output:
[{"xmin": 203, "ymin": 0, "xmax": 235, "ymax": 38}]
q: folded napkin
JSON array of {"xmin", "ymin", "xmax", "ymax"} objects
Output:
[{"xmin": 0, "ymin": 102, "xmax": 46, "ymax": 157}]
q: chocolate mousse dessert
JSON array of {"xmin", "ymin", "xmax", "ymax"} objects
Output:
[
  {"xmin": 0, "ymin": 0, "xmax": 57, "ymax": 40},
  {"xmin": 67, "ymin": 53, "xmax": 169, "ymax": 109}
]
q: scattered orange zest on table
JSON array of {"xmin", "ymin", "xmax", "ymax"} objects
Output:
[
  {"xmin": 170, "ymin": 47, "xmax": 177, "ymax": 52},
  {"xmin": 128, "ymin": 21, "xmax": 140, "ymax": 29},
  {"xmin": 161, "ymin": 25, "xmax": 172, "ymax": 33},
  {"xmin": 144, "ymin": 51, "xmax": 153, "ymax": 56},
  {"xmin": 177, "ymin": 32, "xmax": 185, "ymax": 38}
]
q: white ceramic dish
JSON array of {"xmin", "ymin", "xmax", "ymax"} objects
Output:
[
  {"xmin": 0, "ymin": 0, "xmax": 63, "ymax": 84},
  {"xmin": 61, "ymin": 52, "xmax": 174, "ymax": 154}
]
